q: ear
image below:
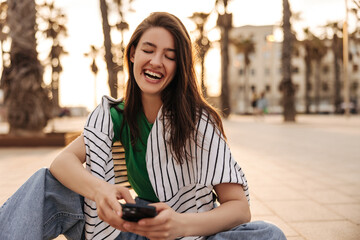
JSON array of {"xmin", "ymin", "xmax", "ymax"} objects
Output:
[{"xmin": 130, "ymin": 46, "xmax": 135, "ymax": 63}]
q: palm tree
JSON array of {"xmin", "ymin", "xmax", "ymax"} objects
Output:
[
  {"xmin": 231, "ymin": 35, "xmax": 255, "ymax": 113},
  {"xmin": 99, "ymin": 0, "xmax": 118, "ymax": 98},
  {"xmin": 38, "ymin": 0, "xmax": 68, "ymax": 111},
  {"xmin": 189, "ymin": 12, "xmax": 211, "ymax": 98},
  {"xmin": 114, "ymin": 0, "xmax": 134, "ymax": 94},
  {"xmin": 312, "ymin": 36, "xmax": 327, "ymax": 113},
  {"xmin": 302, "ymin": 28, "xmax": 327, "ymax": 113},
  {"xmin": 0, "ymin": 1, "xmax": 7, "ymax": 67},
  {"xmin": 281, "ymin": 0, "xmax": 296, "ymax": 122},
  {"xmin": 99, "ymin": 0, "xmax": 133, "ymax": 99},
  {"xmin": 302, "ymin": 28, "xmax": 314, "ymax": 114},
  {"xmin": 1, "ymin": 0, "xmax": 52, "ymax": 136},
  {"xmin": 84, "ymin": 45, "xmax": 100, "ymax": 108},
  {"xmin": 325, "ymin": 22, "xmax": 343, "ymax": 113},
  {"xmin": 350, "ymin": 0, "xmax": 360, "ymax": 62},
  {"xmin": 216, "ymin": 0, "xmax": 232, "ymax": 118}
]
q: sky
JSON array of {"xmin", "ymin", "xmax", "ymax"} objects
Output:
[{"xmin": 49, "ymin": 0, "xmax": 350, "ymax": 111}]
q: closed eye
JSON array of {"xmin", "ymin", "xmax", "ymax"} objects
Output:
[
  {"xmin": 165, "ymin": 55, "xmax": 176, "ymax": 61},
  {"xmin": 142, "ymin": 49, "xmax": 153, "ymax": 54}
]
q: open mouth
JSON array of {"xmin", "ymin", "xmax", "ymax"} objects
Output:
[{"xmin": 144, "ymin": 70, "xmax": 163, "ymax": 81}]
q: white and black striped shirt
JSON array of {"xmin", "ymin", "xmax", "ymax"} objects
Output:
[{"xmin": 83, "ymin": 96, "xmax": 249, "ymax": 240}]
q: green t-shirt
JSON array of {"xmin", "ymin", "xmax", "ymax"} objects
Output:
[{"xmin": 110, "ymin": 102, "xmax": 159, "ymax": 202}]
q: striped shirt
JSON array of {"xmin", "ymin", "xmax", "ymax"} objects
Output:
[{"xmin": 83, "ymin": 96, "xmax": 249, "ymax": 240}]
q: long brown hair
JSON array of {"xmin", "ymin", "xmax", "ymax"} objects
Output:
[{"xmin": 123, "ymin": 12, "xmax": 225, "ymax": 163}]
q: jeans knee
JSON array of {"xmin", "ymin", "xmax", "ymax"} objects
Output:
[
  {"xmin": 32, "ymin": 168, "xmax": 48, "ymax": 180},
  {"xmin": 261, "ymin": 221, "xmax": 286, "ymax": 239}
]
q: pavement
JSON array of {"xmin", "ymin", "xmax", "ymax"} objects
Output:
[{"xmin": 0, "ymin": 114, "xmax": 360, "ymax": 240}]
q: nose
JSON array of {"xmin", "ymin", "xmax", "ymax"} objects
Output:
[{"xmin": 150, "ymin": 52, "xmax": 162, "ymax": 67}]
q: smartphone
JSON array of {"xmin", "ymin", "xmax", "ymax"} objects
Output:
[{"xmin": 120, "ymin": 203, "xmax": 157, "ymax": 222}]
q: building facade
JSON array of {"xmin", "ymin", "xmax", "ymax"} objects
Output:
[{"xmin": 228, "ymin": 25, "xmax": 360, "ymax": 114}]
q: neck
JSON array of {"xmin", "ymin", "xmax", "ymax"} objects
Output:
[{"xmin": 141, "ymin": 94, "xmax": 162, "ymax": 124}]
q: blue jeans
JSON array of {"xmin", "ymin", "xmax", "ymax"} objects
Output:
[
  {"xmin": 116, "ymin": 221, "xmax": 286, "ymax": 240},
  {"xmin": 0, "ymin": 168, "xmax": 84, "ymax": 240},
  {"xmin": 0, "ymin": 169, "xmax": 286, "ymax": 240},
  {"xmin": 116, "ymin": 199, "xmax": 286, "ymax": 240}
]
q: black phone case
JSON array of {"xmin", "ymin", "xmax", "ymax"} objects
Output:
[{"xmin": 121, "ymin": 203, "xmax": 157, "ymax": 222}]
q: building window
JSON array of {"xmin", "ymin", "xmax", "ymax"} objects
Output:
[
  {"xmin": 353, "ymin": 64, "xmax": 358, "ymax": 72},
  {"xmin": 251, "ymin": 69, "xmax": 256, "ymax": 76},
  {"xmin": 306, "ymin": 82, "xmax": 312, "ymax": 91},
  {"xmin": 265, "ymin": 84, "xmax": 271, "ymax": 92},
  {"xmin": 351, "ymin": 81, "xmax": 358, "ymax": 91},
  {"xmin": 239, "ymin": 69, "xmax": 244, "ymax": 75},
  {"xmin": 322, "ymin": 82, "xmax": 329, "ymax": 92},
  {"xmin": 292, "ymin": 66, "xmax": 299, "ymax": 74},
  {"xmin": 323, "ymin": 65, "xmax": 329, "ymax": 74}
]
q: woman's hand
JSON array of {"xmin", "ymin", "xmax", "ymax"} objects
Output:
[
  {"xmin": 122, "ymin": 202, "xmax": 184, "ymax": 240},
  {"xmin": 50, "ymin": 135, "xmax": 136, "ymax": 231},
  {"xmin": 120, "ymin": 183, "xmax": 250, "ymax": 239},
  {"xmin": 94, "ymin": 183, "xmax": 135, "ymax": 231}
]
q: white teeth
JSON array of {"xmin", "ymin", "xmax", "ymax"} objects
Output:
[{"xmin": 145, "ymin": 70, "xmax": 162, "ymax": 79}]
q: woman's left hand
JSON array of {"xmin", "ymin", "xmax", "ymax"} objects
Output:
[{"xmin": 122, "ymin": 202, "xmax": 184, "ymax": 240}]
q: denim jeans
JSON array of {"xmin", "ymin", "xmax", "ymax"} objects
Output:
[
  {"xmin": 0, "ymin": 168, "xmax": 286, "ymax": 240},
  {"xmin": 115, "ymin": 199, "xmax": 286, "ymax": 240},
  {"xmin": 0, "ymin": 168, "xmax": 84, "ymax": 240},
  {"xmin": 115, "ymin": 221, "xmax": 286, "ymax": 240}
]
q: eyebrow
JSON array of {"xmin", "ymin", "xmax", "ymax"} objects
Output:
[{"xmin": 142, "ymin": 41, "xmax": 176, "ymax": 52}]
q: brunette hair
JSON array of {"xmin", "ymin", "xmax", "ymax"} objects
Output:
[{"xmin": 123, "ymin": 12, "xmax": 225, "ymax": 163}]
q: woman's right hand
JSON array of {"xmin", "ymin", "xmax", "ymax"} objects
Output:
[
  {"xmin": 50, "ymin": 135, "xmax": 135, "ymax": 230},
  {"xmin": 94, "ymin": 182, "xmax": 135, "ymax": 230}
]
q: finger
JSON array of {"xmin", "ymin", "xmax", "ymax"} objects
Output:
[
  {"xmin": 122, "ymin": 223, "xmax": 161, "ymax": 238},
  {"xmin": 136, "ymin": 213, "xmax": 171, "ymax": 232},
  {"xmin": 137, "ymin": 229, "xmax": 171, "ymax": 240},
  {"xmin": 138, "ymin": 204, "xmax": 169, "ymax": 226},
  {"xmin": 149, "ymin": 202, "xmax": 169, "ymax": 212},
  {"xmin": 117, "ymin": 186, "xmax": 135, "ymax": 203},
  {"xmin": 108, "ymin": 196, "xmax": 122, "ymax": 216},
  {"xmin": 99, "ymin": 200, "xmax": 127, "ymax": 229}
]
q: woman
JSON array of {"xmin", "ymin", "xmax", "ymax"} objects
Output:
[{"xmin": 0, "ymin": 12, "xmax": 286, "ymax": 240}]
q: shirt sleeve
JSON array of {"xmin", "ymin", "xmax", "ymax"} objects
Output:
[{"xmin": 195, "ymin": 113, "xmax": 250, "ymax": 202}]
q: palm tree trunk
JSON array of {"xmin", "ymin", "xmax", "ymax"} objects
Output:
[
  {"xmin": 200, "ymin": 57, "xmax": 207, "ymax": 98},
  {"xmin": 281, "ymin": 0, "xmax": 296, "ymax": 121},
  {"xmin": 315, "ymin": 60, "xmax": 321, "ymax": 113},
  {"xmin": 305, "ymin": 51, "xmax": 311, "ymax": 114},
  {"xmin": 332, "ymin": 34, "xmax": 341, "ymax": 113},
  {"xmin": 99, "ymin": 0, "xmax": 118, "ymax": 99},
  {"xmin": 50, "ymin": 45, "xmax": 60, "ymax": 111},
  {"xmin": 244, "ymin": 65, "xmax": 250, "ymax": 113},
  {"xmin": 2, "ymin": 0, "xmax": 52, "ymax": 136},
  {"xmin": 217, "ymin": 13, "xmax": 232, "ymax": 118}
]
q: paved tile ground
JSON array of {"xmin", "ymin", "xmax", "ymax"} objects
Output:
[{"xmin": 1, "ymin": 114, "xmax": 360, "ymax": 240}]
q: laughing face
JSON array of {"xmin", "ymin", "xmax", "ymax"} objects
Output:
[{"xmin": 130, "ymin": 27, "xmax": 177, "ymax": 99}]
